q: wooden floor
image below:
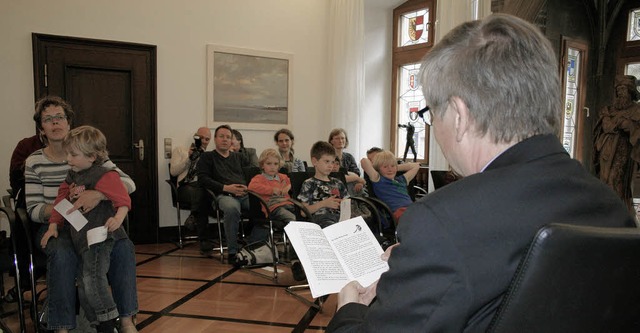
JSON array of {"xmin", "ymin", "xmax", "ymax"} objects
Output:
[{"xmin": 0, "ymin": 242, "xmax": 337, "ymax": 332}]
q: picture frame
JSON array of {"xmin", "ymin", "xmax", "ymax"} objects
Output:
[{"xmin": 206, "ymin": 45, "xmax": 293, "ymax": 130}]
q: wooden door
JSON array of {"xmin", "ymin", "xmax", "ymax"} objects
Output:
[{"xmin": 32, "ymin": 33, "xmax": 158, "ymax": 243}]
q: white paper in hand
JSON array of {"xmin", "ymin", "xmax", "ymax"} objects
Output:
[
  {"xmin": 87, "ymin": 226, "xmax": 108, "ymax": 246},
  {"xmin": 54, "ymin": 199, "xmax": 88, "ymax": 231},
  {"xmin": 339, "ymin": 198, "xmax": 351, "ymax": 222}
]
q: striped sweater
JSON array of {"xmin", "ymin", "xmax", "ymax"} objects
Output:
[{"xmin": 24, "ymin": 149, "xmax": 136, "ymax": 223}]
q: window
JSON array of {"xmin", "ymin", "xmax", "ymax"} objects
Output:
[
  {"xmin": 560, "ymin": 43, "xmax": 587, "ymax": 159},
  {"xmin": 628, "ymin": 8, "xmax": 640, "ymax": 41},
  {"xmin": 391, "ymin": 0, "xmax": 436, "ymax": 163}
]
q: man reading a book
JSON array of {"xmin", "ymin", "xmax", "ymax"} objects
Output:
[{"xmin": 326, "ymin": 14, "xmax": 636, "ymax": 333}]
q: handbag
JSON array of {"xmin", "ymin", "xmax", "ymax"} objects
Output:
[{"xmin": 236, "ymin": 240, "xmax": 277, "ymax": 266}]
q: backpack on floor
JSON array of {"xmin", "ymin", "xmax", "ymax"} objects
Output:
[{"xmin": 236, "ymin": 240, "xmax": 277, "ymax": 266}]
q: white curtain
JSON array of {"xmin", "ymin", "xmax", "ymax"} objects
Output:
[{"xmin": 328, "ymin": 0, "xmax": 365, "ymax": 158}]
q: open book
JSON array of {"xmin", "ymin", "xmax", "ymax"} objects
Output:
[{"xmin": 284, "ymin": 216, "xmax": 389, "ymax": 298}]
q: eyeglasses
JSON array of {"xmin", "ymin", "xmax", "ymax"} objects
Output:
[
  {"xmin": 42, "ymin": 114, "xmax": 67, "ymax": 124},
  {"xmin": 417, "ymin": 106, "xmax": 432, "ymax": 126}
]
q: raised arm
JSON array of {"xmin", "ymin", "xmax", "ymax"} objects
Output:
[
  {"xmin": 399, "ymin": 163, "xmax": 420, "ymax": 182},
  {"xmin": 360, "ymin": 158, "xmax": 380, "ymax": 183}
]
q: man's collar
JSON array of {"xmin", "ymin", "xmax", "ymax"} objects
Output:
[{"xmin": 484, "ymin": 134, "xmax": 567, "ymax": 172}]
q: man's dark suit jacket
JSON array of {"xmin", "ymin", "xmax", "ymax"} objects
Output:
[{"xmin": 327, "ymin": 134, "xmax": 636, "ymax": 333}]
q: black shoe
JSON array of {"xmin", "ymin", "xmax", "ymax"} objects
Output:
[
  {"xmin": 228, "ymin": 253, "xmax": 243, "ymax": 267},
  {"xmin": 96, "ymin": 319, "xmax": 118, "ymax": 333},
  {"xmin": 291, "ymin": 260, "xmax": 306, "ymax": 281},
  {"xmin": 199, "ymin": 240, "xmax": 214, "ymax": 256}
]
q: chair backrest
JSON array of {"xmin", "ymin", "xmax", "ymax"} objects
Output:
[
  {"xmin": 288, "ymin": 171, "xmax": 314, "ymax": 199},
  {"xmin": 430, "ymin": 170, "xmax": 450, "ymax": 190},
  {"xmin": 243, "ymin": 166, "xmax": 270, "ymax": 221},
  {"xmin": 486, "ymin": 223, "xmax": 640, "ymax": 333}
]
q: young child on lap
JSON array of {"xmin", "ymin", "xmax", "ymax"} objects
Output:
[
  {"xmin": 361, "ymin": 150, "xmax": 420, "ymax": 221},
  {"xmin": 41, "ymin": 126, "xmax": 132, "ymax": 333},
  {"xmin": 248, "ymin": 148, "xmax": 296, "ymax": 228}
]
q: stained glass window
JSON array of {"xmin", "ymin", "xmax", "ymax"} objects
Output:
[
  {"xmin": 628, "ymin": 8, "xmax": 640, "ymax": 41},
  {"xmin": 399, "ymin": 9, "xmax": 430, "ymax": 47},
  {"xmin": 562, "ymin": 47, "xmax": 581, "ymax": 157},
  {"xmin": 396, "ymin": 63, "xmax": 427, "ymax": 160},
  {"xmin": 625, "ymin": 63, "xmax": 640, "ymax": 95}
]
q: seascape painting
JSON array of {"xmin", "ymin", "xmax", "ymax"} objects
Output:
[{"xmin": 207, "ymin": 45, "xmax": 292, "ymax": 130}]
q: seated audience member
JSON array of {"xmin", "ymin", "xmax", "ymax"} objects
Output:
[
  {"xmin": 361, "ymin": 150, "xmax": 420, "ymax": 221},
  {"xmin": 297, "ymin": 141, "xmax": 348, "ymax": 228},
  {"xmin": 327, "ymin": 14, "xmax": 636, "ymax": 333},
  {"xmin": 169, "ymin": 127, "xmax": 211, "ymax": 233},
  {"xmin": 274, "ymin": 128, "xmax": 306, "ymax": 172},
  {"xmin": 25, "ymin": 96, "xmax": 138, "ymax": 333},
  {"xmin": 248, "ymin": 148, "xmax": 296, "ymax": 229},
  {"xmin": 328, "ymin": 128, "xmax": 366, "ymax": 196},
  {"xmin": 230, "ymin": 129, "xmax": 259, "ymax": 167},
  {"xmin": 197, "ymin": 125, "xmax": 267, "ymax": 263}
]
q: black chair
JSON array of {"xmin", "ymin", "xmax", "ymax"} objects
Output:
[
  {"xmin": 486, "ymin": 223, "xmax": 640, "ymax": 333},
  {"xmin": 2, "ymin": 206, "xmax": 47, "ymax": 333},
  {"xmin": 430, "ymin": 170, "xmax": 460, "ymax": 190},
  {"xmin": 165, "ymin": 170, "xmax": 198, "ymax": 248},
  {"xmin": 0, "ymin": 203, "xmax": 28, "ymax": 332}
]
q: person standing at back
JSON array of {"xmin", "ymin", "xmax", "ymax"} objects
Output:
[{"xmin": 327, "ymin": 14, "xmax": 636, "ymax": 333}]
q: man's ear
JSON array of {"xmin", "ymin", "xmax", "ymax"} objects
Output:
[{"xmin": 450, "ymin": 96, "xmax": 471, "ymax": 142}]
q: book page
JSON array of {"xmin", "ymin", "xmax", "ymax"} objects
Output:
[
  {"xmin": 323, "ymin": 217, "xmax": 389, "ymax": 289},
  {"xmin": 285, "ymin": 222, "xmax": 350, "ymax": 298}
]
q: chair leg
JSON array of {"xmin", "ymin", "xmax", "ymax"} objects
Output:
[
  {"xmin": 176, "ymin": 202, "xmax": 184, "ymax": 249},
  {"xmin": 213, "ymin": 211, "xmax": 226, "ymax": 263},
  {"xmin": 173, "ymin": 203, "xmax": 197, "ymax": 249},
  {"xmin": 12, "ymin": 252, "xmax": 26, "ymax": 332},
  {"xmin": 285, "ymin": 284, "xmax": 323, "ymax": 311}
]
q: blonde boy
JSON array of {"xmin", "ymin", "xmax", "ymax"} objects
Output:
[
  {"xmin": 361, "ymin": 150, "xmax": 419, "ymax": 221},
  {"xmin": 248, "ymin": 148, "xmax": 296, "ymax": 227}
]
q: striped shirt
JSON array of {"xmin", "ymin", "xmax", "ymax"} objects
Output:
[{"xmin": 24, "ymin": 149, "xmax": 136, "ymax": 223}]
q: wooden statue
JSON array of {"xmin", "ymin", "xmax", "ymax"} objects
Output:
[{"xmin": 593, "ymin": 75, "xmax": 640, "ymax": 210}]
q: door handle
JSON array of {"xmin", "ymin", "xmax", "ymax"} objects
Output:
[{"xmin": 133, "ymin": 139, "xmax": 144, "ymax": 161}]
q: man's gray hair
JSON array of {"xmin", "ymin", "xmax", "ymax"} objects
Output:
[{"xmin": 419, "ymin": 14, "xmax": 561, "ymax": 144}]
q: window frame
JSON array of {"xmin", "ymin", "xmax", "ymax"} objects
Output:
[{"xmin": 390, "ymin": 0, "xmax": 436, "ymax": 163}]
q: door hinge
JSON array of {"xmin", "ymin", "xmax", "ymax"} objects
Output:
[{"xmin": 44, "ymin": 64, "xmax": 48, "ymax": 88}]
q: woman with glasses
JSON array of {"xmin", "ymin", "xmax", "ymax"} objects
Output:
[{"xmin": 24, "ymin": 95, "xmax": 139, "ymax": 333}]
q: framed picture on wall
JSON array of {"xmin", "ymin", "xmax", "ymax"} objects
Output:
[{"xmin": 206, "ymin": 45, "xmax": 293, "ymax": 130}]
